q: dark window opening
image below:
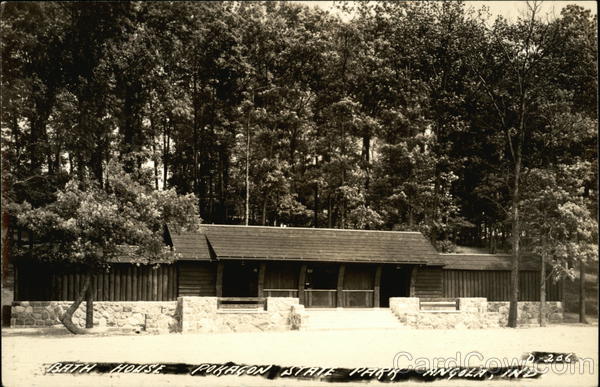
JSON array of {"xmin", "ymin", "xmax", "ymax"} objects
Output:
[
  {"xmin": 222, "ymin": 262, "xmax": 258, "ymax": 297},
  {"xmin": 305, "ymin": 263, "xmax": 338, "ymax": 289}
]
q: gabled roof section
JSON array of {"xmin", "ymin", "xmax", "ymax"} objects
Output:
[
  {"xmin": 168, "ymin": 229, "xmax": 212, "ymax": 261},
  {"xmin": 439, "ymin": 253, "xmax": 539, "ymax": 271},
  {"xmin": 169, "ymin": 224, "xmax": 442, "ymax": 264}
]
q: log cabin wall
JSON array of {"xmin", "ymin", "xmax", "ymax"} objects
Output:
[
  {"xmin": 342, "ymin": 264, "xmax": 376, "ymax": 307},
  {"xmin": 15, "ymin": 260, "xmax": 561, "ymax": 303},
  {"xmin": 343, "ymin": 264, "xmax": 375, "ymax": 290},
  {"xmin": 442, "ymin": 270, "xmax": 561, "ymax": 301},
  {"xmin": 15, "ymin": 262, "xmax": 178, "ymax": 301},
  {"xmin": 263, "ymin": 262, "xmax": 299, "ymax": 297},
  {"xmin": 177, "ymin": 262, "xmax": 216, "ymax": 296},
  {"xmin": 413, "ymin": 266, "xmax": 443, "ymax": 298}
]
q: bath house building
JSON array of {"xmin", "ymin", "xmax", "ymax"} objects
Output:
[{"xmin": 12, "ymin": 224, "xmax": 561, "ymax": 307}]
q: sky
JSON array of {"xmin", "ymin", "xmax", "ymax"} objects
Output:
[{"xmin": 294, "ymin": 1, "xmax": 597, "ymax": 21}]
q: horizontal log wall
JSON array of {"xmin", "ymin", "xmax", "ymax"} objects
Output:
[
  {"xmin": 15, "ymin": 262, "xmax": 178, "ymax": 301},
  {"xmin": 442, "ymin": 270, "xmax": 560, "ymax": 301},
  {"xmin": 343, "ymin": 264, "xmax": 374, "ymax": 290},
  {"xmin": 414, "ymin": 267, "xmax": 443, "ymax": 298},
  {"xmin": 178, "ymin": 262, "xmax": 216, "ymax": 296},
  {"xmin": 264, "ymin": 262, "xmax": 299, "ymax": 290}
]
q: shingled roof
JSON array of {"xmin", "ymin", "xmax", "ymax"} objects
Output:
[
  {"xmin": 168, "ymin": 231, "xmax": 212, "ymax": 261},
  {"xmin": 439, "ymin": 253, "xmax": 539, "ymax": 270},
  {"xmin": 168, "ymin": 225, "xmax": 443, "ymax": 265}
]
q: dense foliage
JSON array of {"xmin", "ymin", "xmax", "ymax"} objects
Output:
[
  {"xmin": 2, "ymin": 2, "xmax": 596, "ymax": 256},
  {"xmin": 10, "ymin": 160, "xmax": 200, "ymax": 269}
]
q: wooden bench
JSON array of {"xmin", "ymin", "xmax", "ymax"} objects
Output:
[
  {"xmin": 217, "ymin": 297, "xmax": 267, "ymax": 310},
  {"xmin": 419, "ymin": 298, "xmax": 460, "ymax": 311}
]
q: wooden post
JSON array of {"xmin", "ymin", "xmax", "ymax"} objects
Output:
[
  {"xmin": 75, "ymin": 272, "xmax": 81, "ymax": 301},
  {"xmin": 172, "ymin": 264, "xmax": 177, "ymax": 299},
  {"xmin": 162, "ymin": 267, "xmax": 169, "ymax": 301},
  {"xmin": 13, "ymin": 264, "xmax": 19, "ymax": 301},
  {"xmin": 104, "ymin": 272, "xmax": 109, "ymax": 301},
  {"xmin": 298, "ymin": 264, "xmax": 307, "ymax": 304},
  {"xmin": 337, "ymin": 264, "xmax": 346, "ymax": 308},
  {"xmin": 53, "ymin": 273, "xmax": 60, "ymax": 301},
  {"xmin": 132, "ymin": 267, "xmax": 138, "ymax": 301},
  {"xmin": 258, "ymin": 263, "xmax": 266, "ymax": 297},
  {"xmin": 216, "ymin": 262, "xmax": 224, "ymax": 297},
  {"xmin": 127, "ymin": 265, "xmax": 133, "ymax": 301},
  {"xmin": 409, "ymin": 266, "xmax": 418, "ymax": 297},
  {"xmin": 374, "ymin": 265, "xmax": 382, "ymax": 307},
  {"xmin": 61, "ymin": 272, "xmax": 68, "ymax": 301},
  {"xmin": 152, "ymin": 268, "xmax": 158, "ymax": 301}
]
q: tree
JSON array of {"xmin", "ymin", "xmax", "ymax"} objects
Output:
[
  {"xmin": 559, "ymin": 202, "xmax": 597, "ymax": 324},
  {"xmin": 464, "ymin": 1, "xmax": 574, "ymax": 327},
  {"xmin": 10, "ymin": 160, "xmax": 199, "ymax": 334},
  {"xmin": 521, "ymin": 163, "xmax": 597, "ymax": 326}
]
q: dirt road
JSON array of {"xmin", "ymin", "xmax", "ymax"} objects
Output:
[{"xmin": 2, "ymin": 325, "xmax": 597, "ymax": 386}]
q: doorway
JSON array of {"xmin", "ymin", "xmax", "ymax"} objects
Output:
[
  {"xmin": 304, "ymin": 263, "xmax": 338, "ymax": 308},
  {"xmin": 380, "ymin": 265, "xmax": 412, "ymax": 307}
]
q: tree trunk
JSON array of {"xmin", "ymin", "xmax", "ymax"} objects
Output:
[
  {"xmin": 539, "ymin": 250, "xmax": 546, "ymax": 327},
  {"xmin": 362, "ymin": 134, "xmax": 370, "ymax": 199},
  {"xmin": 340, "ymin": 198, "xmax": 345, "ymax": 229},
  {"xmin": 313, "ymin": 183, "xmax": 319, "ymax": 228},
  {"xmin": 163, "ymin": 119, "xmax": 170, "ymax": 190},
  {"xmin": 217, "ymin": 146, "xmax": 226, "ymax": 223},
  {"xmin": 508, "ymin": 155, "xmax": 522, "ymax": 328},
  {"xmin": 262, "ymin": 192, "xmax": 268, "ymax": 226},
  {"xmin": 28, "ymin": 110, "xmax": 50, "ymax": 174},
  {"xmin": 208, "ymin": 173, "xmax": 214, "ymax": 223},
  {"xmin": 327, "ymin": 195, "xmax": 333, "ymax": 228},
  {"xmin": 579, "ymin": 260, "xmax": 587, "ymax": 324},
  {"xmin": 245, "ymin": 100, "xmax": 251, "ymax": 226},
  {"xmin": 1, "ymin": 208, "xmax": 9, "ymax": 284},
  {"xmin": 490, "ymin": 225, "xmax": 497, "ymax": 254},
  {"xmin": 90, "ymin": 146, "xmax": 104, "ymax": 187},
  {"xmin": 59, "ymin": 273, "xmax": 92, "ymax": 334},
  {"xmin": 152, "ymin": 137, "xmax": 159, "ymax": 191},
  {"xmin": 192, "ymin": 74, "xmax": 201, "ymax": 199},
  {"xmin": 68, "ymin": 153, "xmax": 74, "ymax": 176}
]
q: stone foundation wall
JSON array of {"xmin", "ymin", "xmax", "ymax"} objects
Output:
[
  {"xmin": 390, "ymin": 298, "xmax": 563, "ymax": 329},
  {"xmin": 389, "ymin": 297, "xmax": 420, "ymax": 315},
  {"xmin": 10, "ymin": 301, "xmax": 178, "ymax": 333},
  {"xmin": 390, "ymin": 297, "xmax": 494, "ymax": 329},
  {"xmin": 487, "ymin": 301, "xmax": 563, "ymax": 326},
  {"xmin": 179, "ymin": 297, "xmax": 300, "ymax": 333},
  {"xmin": 11, "ymin": 297, "xmax": 562, "ymax": 332}
]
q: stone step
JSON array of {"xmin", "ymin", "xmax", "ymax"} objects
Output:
[
  {"xmin": 301, "ymin": 308, "xmax": 404, "ymax": 331},
  {"xmin": 301, "ymin": 324, "xmax": 403, "ymax": 331}
]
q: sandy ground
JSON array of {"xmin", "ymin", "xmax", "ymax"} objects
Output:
[{"xmin": 2, "ymin": 325, "xmax": 597, "ymax": 387}]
